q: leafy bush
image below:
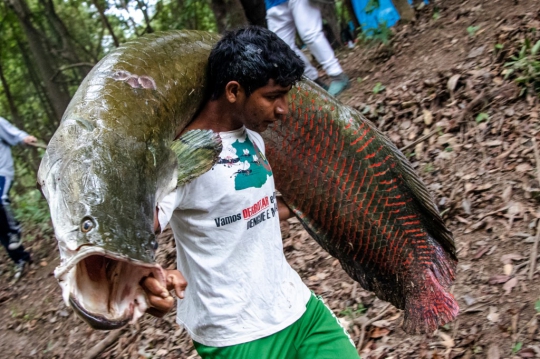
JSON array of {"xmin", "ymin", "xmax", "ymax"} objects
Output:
[{"xmin": 504, "ymin": 38, "xmax": 540, "ymax": 96}]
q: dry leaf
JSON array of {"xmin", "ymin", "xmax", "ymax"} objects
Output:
[
  {"xmin": 447, "ymin": 74, "xmax": 461, "ymax": 93},
  {"xmin": 502, "ymin": 185, "xmax": 513, "ymax": 202},
  {"xmin": 487, "ymin": 307, "xmax": 500, "ymax": 322},
  {"xmin": 487, "ymin": 344, "xmax": 500, "ymax": 359},
  {"xmin": 504, "ymin": 264, "xmax": 513, "ymax": 275},
  {"xmin": 488, "ymin": 275, "xmax": 511, "ymax": 284},
  {"xmin": 423, "ymin": 109, "xmax": 433, "ymax": 125},
  {"xmin": 503, "ymin": 277, "xmax": 518, "ymax": 294},
  {"xmin": 438, "ymin": 332, "xmax": 455, "ymax": 348},
  {"xmin": 516, "ymin": 163, "xmax": 533, "ymax": 172},
  {"xmin": 501, "ymin": 253, "xmax": 525, "ymax": 264},
  {"xmin": 369, "ymin": 327, "xmax": 391, "ymax": 339},
  {"xmin": 517, "ymin": 348, "xmax": 536, "ymax": 358}
]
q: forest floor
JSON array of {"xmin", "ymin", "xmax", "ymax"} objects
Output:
[{"xmin": 0, "ymin": 0, "xmax": 539, "ymax": 358}]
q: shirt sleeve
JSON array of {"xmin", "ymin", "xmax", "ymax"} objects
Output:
[
  {"xmin": 157, "ymin": 186, "xmax": 187, "ymax": 232},
  {"xmin": 0, "ymin": 117, "xmax": 29, "ymax": 146}
]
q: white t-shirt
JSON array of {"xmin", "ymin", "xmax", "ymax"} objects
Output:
[{"xmin": 158, "ymin": 127, "xmax": 311, "ymax": 347}]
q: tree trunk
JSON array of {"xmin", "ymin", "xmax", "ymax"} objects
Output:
[
  {"xmin": 210, "ymin": 0, "xmax": 248, "ymax": 33},
  {"xmin": 238, "ymin": 0, "xmax": 267, "ymax": 27},
  {"xmin": 317, "ymin": 1, "xmax": 342, "ymax": 47},
  {"xmin": 39, "ymin": 0, "xmax": 91, "ymax": 80},
  {"xmin": 91, "ymin": 0, "xmax": 120, "ymax": 47},
  {"xmin": 6, "ymin": 0, "xmax": 72, "ymax": 122},
  {"xmin": 391, "ymin": 0, "xmax": 415, "ymax": 22}
]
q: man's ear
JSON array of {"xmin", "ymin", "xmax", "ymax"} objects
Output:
[{"xmin": 224, "ymin": 81, "xmax": 244, "ymax": 104}]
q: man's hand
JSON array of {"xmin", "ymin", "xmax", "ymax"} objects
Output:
[
  {"xmin": 141, "ymin": 269, "xmax": 187, "ymax": 318},
  {"xmin": 22, "ymin": 135, "xmax": 37, "ymax": 145}
]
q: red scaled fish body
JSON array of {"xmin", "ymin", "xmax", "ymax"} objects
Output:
[{"xmin": 263, "ymin": 81, "xmax": 458, "ymax": 333}]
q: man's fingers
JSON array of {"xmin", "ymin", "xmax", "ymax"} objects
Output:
[
  {"xmin": 166, "ymin": 271, "xmax": 187, "ymax": 299},
  {"xmin": 147, "ymin": 294, "xmax": 174, "ymax": 313},
  {"xmin": 141, "ymin": 276, "xmax": 169, "ymax": 298}
]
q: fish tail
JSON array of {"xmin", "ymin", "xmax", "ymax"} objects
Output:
[{"xmin": 402, "ymin": 269, "xmax": 459, "ymax": 334}]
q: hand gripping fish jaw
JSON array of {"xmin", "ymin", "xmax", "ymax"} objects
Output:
[{"xmin": 55, "ymin": 248, "xmax": 166, "ymax": 330}]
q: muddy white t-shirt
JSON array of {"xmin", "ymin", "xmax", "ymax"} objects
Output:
[{"xmin": 158, "ymin": 127, "xmax": 311, "ymax": 347}]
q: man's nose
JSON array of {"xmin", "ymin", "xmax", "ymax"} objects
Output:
[{"xmin": 276, "ymin": 98, "xmax": 289, "ymax": 116}]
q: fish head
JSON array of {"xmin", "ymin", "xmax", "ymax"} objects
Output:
[{"xmin": 37, "ymin": 116, "xmax": 176, "ymax": 329}]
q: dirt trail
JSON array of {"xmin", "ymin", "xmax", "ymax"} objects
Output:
[{"xmin": 1, "ymin": 0, "xmax": 539, "ymax": 357}]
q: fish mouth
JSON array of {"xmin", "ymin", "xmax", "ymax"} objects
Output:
[{"xmin": 55, "ymin": 248, "xmax": 165, "ymax": 330}]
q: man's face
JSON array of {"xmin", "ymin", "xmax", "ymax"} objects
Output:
[{"xmin": 240, "ymin": 79, "xmax": 291, "ymax": 133}]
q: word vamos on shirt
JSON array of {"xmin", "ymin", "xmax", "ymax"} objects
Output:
[{"xmin": 214, "ymin": 192, "xmax": 279, "ymax": 230}]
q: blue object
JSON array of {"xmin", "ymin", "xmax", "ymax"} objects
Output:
[
  {"xmin": 265, "ymin": 0, "xmax": 287, "ymax": 10},
  {"xmin": 352, "ymin": 0, "xmax": 426, "ymax": 35}
]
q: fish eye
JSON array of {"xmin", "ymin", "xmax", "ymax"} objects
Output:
[{"xmin": 81, "ymin": 217, "xmax": 95, "ymax": 233}]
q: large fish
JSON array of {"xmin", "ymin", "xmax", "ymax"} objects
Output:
[{"xmin": 37, "ymin": 30, "xmax": 458, "ymax": 333}]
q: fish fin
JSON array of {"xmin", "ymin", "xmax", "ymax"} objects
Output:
[
  {"xmin": 372, "ymin": 123, "xmax": 456, "ymax": 260},
  {"xmin": 171, "ymin": 130, "xmax": 222, "ymax": 186},
  {"xmin": 402, "ymin": 268, "xmax": 460, "ymax": 334}
]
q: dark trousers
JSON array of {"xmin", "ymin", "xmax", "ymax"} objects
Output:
[{"xmin": 0, "ymin": 176, "xmax": 30, "ymax": 264}]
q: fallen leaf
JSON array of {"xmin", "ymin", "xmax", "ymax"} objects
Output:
[
  {"xmin": 369, "ymin": 327, "xmax": 391, "ymax": 338},
  {"xmin": 517, "ymin": 348, "xmax": 536, "ymax": 358},
  {"xmin": 487, "ymin": 307, "xmax": 500, "ymax": 322},
  {"xmin": 423, "ymin": 109, "xmax": 433, "ymax": 125},
  {"xmin": 447, "ymin": 74, "xmax": 461, "ymax": 93},
  {"xmin": 438, "ymin": 332, "xmax": 455, "ymax": 348},
  {"xmin": 472, "ymin": 246, "xmax": 489, "ymax": 260},
  {"xmin": 504, "ymin": 264, "xmax": 513, "ymax": 275},
  {"xmin": 462, "ymin": 198, "xmax": 472, "ymax": 215},
  {"xmin": 487, "ymin": 344, "xmax": 500, "ymax": 359},
  {"xmin": 503, "ymin": 277, "xmax": 518, "ymax": 294},
  {"xmin": 485, "ymin": 140, "xmax": 503, "ymax": 147},
  {"xmin": 501, "ymin": 253, "xmax": 525, "ymax": 264},
  {"xmin": 467, "ymin": 46, "xmax": 485, "ymax": 58},
  {"xmin": 516, "ymin": 163, "xmax": 533, "ymax": 172},
  {"xmin": 502, "ymin": 185, "xmax": 513, "ymax": 203},
  {"xmin": 488, "ymin": 275, "xmax": 511, "ymax": 284}
]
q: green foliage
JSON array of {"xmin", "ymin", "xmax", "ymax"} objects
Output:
[
  {"xmin": 535, "ymin": 299, "xmax": 540, "ymax": 312},
  {"xmin": 512, "ymin": 342, "xmax": 523, "ymax": 354},
  {"xmin": 432, "ymin": 7, "xmax": 441, "ymax": 21},
  {"xmin": 467, "ymin": 25, "xmax": 480, "ymax": 37},
  {"xmin": 372, "ymin": 82, "xmax": 386, "ymax": 94},
  {"xmin": 504, "ymin": 38, "xmax": 540, "ymax": 96},
  {"xmin": 12, "ymin": 188, "xmax": 52, "ymax": 236},
  {"xmin": 364, "ymin": 0, "xmax": 380, "ymax": 14},
  {"xmin": 475, "ymin": 112, "xmax": 489, "ymax": 123},
  {"xmin": 357, "ymin": 21, "xmax": 393, "ymax": 46},
  {"xmin": 423, "ymin": 163, "xmax": 435, "ymax": 173},
  {"xmin": 152, "ymin": 0, "xmax": 217, "ymax": 32},
  {"xmin": 339, "ymin": 303, "xmax": 366, "ymax": 318}
]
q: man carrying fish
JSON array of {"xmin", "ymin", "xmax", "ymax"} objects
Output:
[{"xmin": 143, "ymin": 27, "xmax": 360, "ymax": 358}]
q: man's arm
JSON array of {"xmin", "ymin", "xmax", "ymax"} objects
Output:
[
  {"xmin": 277, "ymin": 196, "xmax": 294, "ymax": 221},
  {"xmin": 141, "ymin": 206, "xmax": 188, "ymax": 318}
]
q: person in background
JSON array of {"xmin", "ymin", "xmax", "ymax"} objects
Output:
[
  {"xmin": 0, "ymin": 116, "xmax": 35, "ymax": 279},
  {"xmin": 265, "ymin": 0, "xmax": 350, "ymax": 96}
]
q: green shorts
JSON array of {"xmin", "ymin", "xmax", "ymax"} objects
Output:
[{"xmin": 194, "ymin": 293, "xmax": 361, "ymax": 359}]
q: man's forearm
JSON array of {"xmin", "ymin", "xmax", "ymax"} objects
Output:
[{"xmin": 277, "ymin": 197, "xmax": 293, "ymax": 221}]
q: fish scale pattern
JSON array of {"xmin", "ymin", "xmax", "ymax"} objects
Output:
[{"xmin": 263, "ymin": 80, "xmax": 459, "ymax": 333}]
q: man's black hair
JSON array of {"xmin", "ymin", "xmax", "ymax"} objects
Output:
[{"xmin": 207, "ymin": 26, "xmax": 305, "ymax": 99}]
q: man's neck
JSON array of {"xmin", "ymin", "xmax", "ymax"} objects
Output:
[{"xmin": 180, "ymin": 99, "xmax": 242, "ymax": 136}]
